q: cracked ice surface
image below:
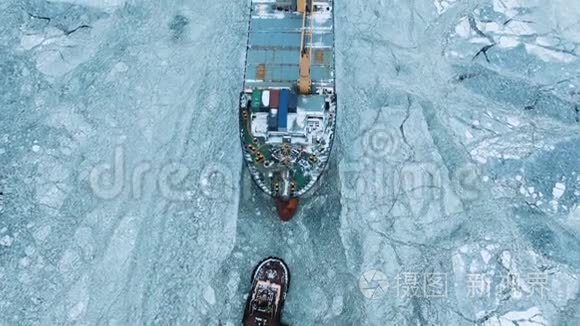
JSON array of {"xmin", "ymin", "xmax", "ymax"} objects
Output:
[
  {"xmin": 334, "ymin": 0, "xmax": 580, "ymax": 324},
  {"xmin": 1, "ymin": 0, "xmax": 246, "ymax": 324},
  {"xmin": 0, "ymin": 0, "xmax": 579, "ymax": 325}
]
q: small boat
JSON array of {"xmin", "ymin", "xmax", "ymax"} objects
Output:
[
  {"xmin": 242, "ymin": 257, "xmax": 290, "ymax": 326},
  {"xmin": 239, "ymin": 0, "xmax": 337, "ymax": 220}
]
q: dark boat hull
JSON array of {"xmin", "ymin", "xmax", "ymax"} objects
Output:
[{"xmin": 242, "ymin": 258, "xmax": 290, "ymax": 326}]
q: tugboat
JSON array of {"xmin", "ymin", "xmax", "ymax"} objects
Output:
[
  {"xmin": 242, "ymin": 257, "xmax": 290, "ymax": 326},
  {"xmin": 239, "ymin": 0, "xmax": 337, "ymax": 220}
]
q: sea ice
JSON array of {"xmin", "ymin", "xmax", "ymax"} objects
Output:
[{"xmin": 0, "ymin": 0, "xmax": 578, "ymax": 325}]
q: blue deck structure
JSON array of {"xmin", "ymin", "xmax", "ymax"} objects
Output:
[{"xmin": 278, "ymin": 89, "xmax": 290, "ymax": 130}]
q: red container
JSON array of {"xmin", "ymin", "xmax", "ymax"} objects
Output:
[{"xmin": 269, "ymin": 89, "xmax": 280, "ymax": 108}]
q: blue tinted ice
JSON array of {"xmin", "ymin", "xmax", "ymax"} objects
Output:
[{"xmin": 0, "ymin": 0, "xmax": 579, "ymax": 325}]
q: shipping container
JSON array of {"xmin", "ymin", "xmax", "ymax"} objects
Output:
[
  {"xmin": 262, "ymin": 90, "xmax": 270, "ymax": 107},
  {"xmin": 288, "ymin": 92, "xmax": 297, "ymax": 109},
  {"xmin": 288, "ymin": 92, "xmax": 297, "ymax": 113},
  {"xmin": 278, "ymin": 89, "xmax": 289, "ymax": 130},
  {"xmin": 251, "ymin": 90, "xmax": 262, "ymax": 111},
  {"xmin": 270, "ymin": 89, "xmax": 280, "ymax": 108}
]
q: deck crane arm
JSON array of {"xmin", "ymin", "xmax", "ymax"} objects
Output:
[{"xmin": 298, "ymin": 0, "xmax": 313, "ymax": 95}]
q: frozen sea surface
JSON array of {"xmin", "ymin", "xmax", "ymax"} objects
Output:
[{"xmin": 1, "ymin": 0, "xmax": 579, "ymax": 325}]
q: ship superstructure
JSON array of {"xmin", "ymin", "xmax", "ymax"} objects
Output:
[{"xmin": 239, "ymin": 0, "xmax": 336, "ymax": 217}]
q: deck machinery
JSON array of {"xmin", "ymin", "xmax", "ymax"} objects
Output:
[{"xmin": 239, "ymin": 0, "xmax": 337, "ymax": 220}]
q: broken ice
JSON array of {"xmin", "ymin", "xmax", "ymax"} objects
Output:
[{"xmin": 0, "ymin": 0, "xmax": 579, "ymax": 325}]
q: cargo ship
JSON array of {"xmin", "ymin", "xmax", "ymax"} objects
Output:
[
  {"xmin": 239, "ymin": 0, "xmax": 337, "ymax": 220},
  {"xmin": 242, "ymin": 257, "xmax": 290, "ymax": 326}
]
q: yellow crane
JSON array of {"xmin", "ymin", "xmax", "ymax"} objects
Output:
[
  {"xmin": 297, "ymin": 0, "xmax": 306, "ymax": 13},
  {"xmin": 298, "ymin": 0, "xmax": 313, "ymax": 95}
]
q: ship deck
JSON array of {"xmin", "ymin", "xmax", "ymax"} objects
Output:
[
  {"xmin": 244, "ymin": 0, "xmax": 335, "ymax": 91},
  {"xmin": 240, "ymin": 0, "xmax": 336, "ymax": 198}
]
